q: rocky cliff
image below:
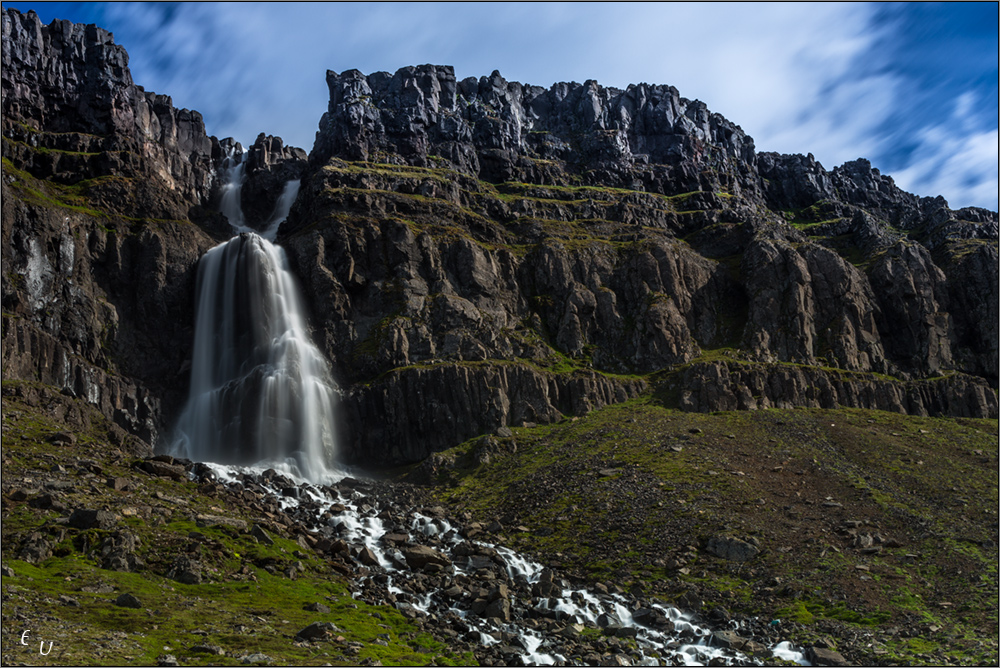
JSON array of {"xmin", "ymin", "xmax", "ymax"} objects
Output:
[
  {"xmin": 288, "ymin": 64, "xmax": 998, "ymax": 462},
  {"xmin": 2, "ymin": 11, "xmax": 997, "ymax": 466},
  {"xmin": 2, "ymin": 9, "xmax": 222, "ymax": 449}
]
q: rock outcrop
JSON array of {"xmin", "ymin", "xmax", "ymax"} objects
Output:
[
  {"xmin": 1, "ymin": 9, "xmax": 219, "ymax": 217},
  {"xmin": 239, "ymin": 133, "xmax": 308, "ymax": 231},
  {"xmin": 2, "ymin": 15, "xmax": 997, "ymax": 466},
  {"xmin": 312, "ymin": 65, "xmax": 758, "ymax": 197},
  {"xmin": 670, "ymin": 361, "xmax": 997, "ymax": 418},
  {"xmin": 289, "ymin": 64, "xmax": 997, "ymax": 462}
]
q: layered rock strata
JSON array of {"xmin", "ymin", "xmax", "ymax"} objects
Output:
[{"xmin": 289, "ymin": 64, "xmax": 998, "ymax": 462}]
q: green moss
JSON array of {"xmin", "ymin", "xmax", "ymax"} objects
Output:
[
  {"xmin": 2, "ymin": 134, "xmax": 100, "ymax": 157},
  {"xmin": 4, "ymin": 556, "xmax": 468, "ymax": 666},
  {"xmin": 2, "ymin": 157, "xmax": 110, "ymax": 218}
]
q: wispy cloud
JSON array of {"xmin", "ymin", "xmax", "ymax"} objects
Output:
[
  {"xmin": 7, "ymin": 2, "xmax": 997, "ymax": 210},
  {"xmin": 890, "ymin": 92, "xmax": 999, "ymax": 211}
]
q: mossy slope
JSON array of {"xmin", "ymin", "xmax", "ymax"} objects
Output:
[{"xmin": 418, "ymin": 397, "xmax": 998, "ymax": 666}]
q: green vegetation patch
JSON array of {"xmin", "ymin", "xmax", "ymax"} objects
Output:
[
  {"xmin": 418, "ymin": 399, "xmax": 998, "ymax": 665},
  {"xmin": 2, "ymin": 157, "xmax": 110, "ymax": 218}
]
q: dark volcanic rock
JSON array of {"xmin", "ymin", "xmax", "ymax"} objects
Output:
[
  {"xmin": 296, "ymin": 621, "xmax": 341, "ymax": 640},
  {"xmin": 705, "ymin": 535, "xmax": 759, "ymax": 562},
  {"xmin": 671, "ymin": 361, "xmax": 997, "ymax": 418},
  {"xmin": 100, "ymin": 531, "xmax": 143, "ymax": 572},
  {"xmin": 806, "ymin": 646, "xmax": 850, "ymax": 667},
  {"xmin": 68, "ymin": 508, "xmax": 118, "ymax": 530},
  {"xmin": 114, "ymin": 593, "xmax": 142, "ymax": 609},
  {"xmin": 347, "ymin": 363, "xmax": 645, "ymax": 463},
  {"xmin": 239, "ymin": 133, "xmax": 308, "ymax": 231},
  {"xmin": 2, "ymin": 9, "xmax": 218, "ymax": 213},
  {"xmin": 313, "ymin": 65, "xmax": 758, "ymax": 197},
  {"xmin": 399, "ymin": 543, "xmax": 451, "ymax": 570},
  {"xmin": 284, "ymin": 63, "xmax": 997, "ymax": 464},
  {"xmin": 18, "ymin": 531, "xmax": 52, "ymax": 564}
]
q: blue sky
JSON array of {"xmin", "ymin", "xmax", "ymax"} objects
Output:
[{"xmin": 5, "ymin": 2, "xmax": 998, "ymax": 210}]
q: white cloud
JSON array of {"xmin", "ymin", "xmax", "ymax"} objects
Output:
[{"xmin": 891, "ymin": 123, "xmax": 999, "ymax": 211}]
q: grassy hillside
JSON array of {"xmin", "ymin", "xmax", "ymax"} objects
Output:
[
  {"xmin": 417, "ymin": 397, "xmax": 998, "ymax": 665},
  {"xmin": 2, "ymin": 382, "xmax": 997, "ymax": 666}
]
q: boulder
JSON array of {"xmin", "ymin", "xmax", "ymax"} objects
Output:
[
  {"xmin": 251, "ymin": 524, "xmax": 275, "ymax": 546},
  {"xmin": 399, "ymin": 544, "xmax": 451, "ymax": 570},
  {"xmin": 114, "ymin": 593, "xmax": 142, "ymax": 609},
  {"xmin": 68, "ymin": 509, "xmax": 118, "ymax": 530},
  {"xmin": 705, "ymin": 535, "xmax": 759, "ymax": 562},
  {"xmin": 807, "ymin": 646, "xmax": 850, "ymax": 666},
  {"xmin": 296, "ymin": 621, "xmax": 342, "ymax": 640}
]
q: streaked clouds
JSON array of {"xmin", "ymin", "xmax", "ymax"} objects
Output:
[{"xmin": 7, "ymin": 2, "xmax": 997, "ymax": 210}]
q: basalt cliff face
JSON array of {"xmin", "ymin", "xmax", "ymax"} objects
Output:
[{"xmin": 2, "ymin": 9, "xmax": 997, "ymax": 465}]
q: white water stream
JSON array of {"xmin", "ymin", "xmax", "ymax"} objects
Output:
[
  {"xmin": 169, "ymin": 148, "xmax": 810, "ymax": 666},
  {"xmin": 203, "ymin": 461, "xmax": 811, "ymax": 666}
]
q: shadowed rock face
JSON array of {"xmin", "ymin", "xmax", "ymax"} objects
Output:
[
  {"xmin": 1, "ymin": 8, "xmax": 224, "ymax": 447},
  {"xmin": 2, "ymin": 13, "xmax": 997, "ymax": 466},
  {"xmin": 1, "ymin": 9, "xmax": 219, "ymax": 214}
]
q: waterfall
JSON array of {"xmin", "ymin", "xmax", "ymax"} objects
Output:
[
  {"xmin": 171, "ymin": 147, "xmax": 339, "ymax": 483},
  {"xmin": 261, "ymin": 179, "xmax": 300, "ymax": 241},
  {"xmin": 219, "ymin": 149, "xmax": 250, "ymax": 233}
]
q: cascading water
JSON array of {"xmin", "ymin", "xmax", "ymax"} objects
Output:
[
  {"xmin": 218, "ymin": 148, "xmax": 250, "ymax": 234},
  {"xmin": 171, "ymin": 148, "xmax": 338, "ymax": 482},
  {"xmin": 194, "ymin": 466, "xmax": 810, "ymax": 667}
]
